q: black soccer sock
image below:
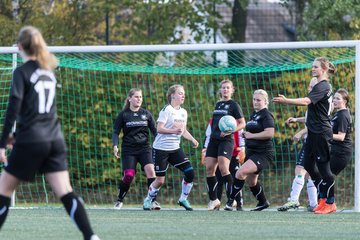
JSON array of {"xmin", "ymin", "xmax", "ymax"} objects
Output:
[
  {"xmin": 0, "ymin": 195, "xmax": 11, "ymax": 230},
  {"xmin": 147, "ymin": 178, "xmax": 155, "ymax": 188},
  {"xmin": 117, "ymin": 181, "xmax": 130, "ymax": 201},
  {"xmin": 61, "ymin": 192, "xmax": 94, "ymax": 240},
  {"xmin": 206, "ymin": 176, "xmax": 218, "ymax": 201},
  {"xmin": 229, "ymin": 178, "xmax": 245, "ymax": 201},
  {"xmin": 215, "ymin": 168, "xmax": 223, "ymax": 200},
  {"xmin": 222, "ymin": 174, "xmax": 233, "ymax": 200},
  {"xmin": 250, "ymin": 183, "xmax": 267, "ymax": 204},
  {"xmin": 322, "ymin": 180, "xmax": 335, "ymax": 204}
]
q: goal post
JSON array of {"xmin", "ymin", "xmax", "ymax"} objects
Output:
[{"xmin": 0, "ymin": 41, "xmax": 358, "ymax": 211}]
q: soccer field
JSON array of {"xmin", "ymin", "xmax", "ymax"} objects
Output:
[{"xmin": 2, "ymin": 207, "xmax": 360, "ymax": 240}]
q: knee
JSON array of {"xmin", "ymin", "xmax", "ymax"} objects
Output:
[
  {"xmin": 235, "ymin": 170, "xmax": 246, "ymax": 180},
  {"xmin": 184, "ymin": 168, "xmax": 195, "ymax": 183},
  {"xmin": 123, "ymin": 169, "xmax": 135, "ymax": 185}
]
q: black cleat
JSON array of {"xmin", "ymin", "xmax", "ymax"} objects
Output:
[{"xmin": 250, "ymin": 201, "xmax": 270, "ymax": 211}]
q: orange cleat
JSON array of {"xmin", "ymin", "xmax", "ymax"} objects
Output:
[
  {"xmin": 314, "ymin": 203, "xmax": 337, "ymax": 214},
  {"xmin": 313, "ymin": 198, "xmax": 326, "ymax": 212}
]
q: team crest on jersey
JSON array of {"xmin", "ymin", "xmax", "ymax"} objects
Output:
[
  {"xmin": 224, "ymin": 104, "xmax": 230, "ymax": 109},
  {"xmin": 255, "ymin": 115, "xmax": 260, "ymax": 120},
  {"xmin": 141, "ymin": 114, "xmax": 147, "ymax": 120}
]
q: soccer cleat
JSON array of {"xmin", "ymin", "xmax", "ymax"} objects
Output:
[
  {"xmin": 143, "ymin": 199, "xmax": 152, "ymax": 211},
  {"xmin": 224, "ymin": 199, "xmax": 235, "ymax": 211},
  {"xmin": 277, "ymin": 200, "xmax": 300, "ymax": 211},
  {"xmin": 178, "ymin": 199, "xmax": 193, "ymax": 211},
  {"xmin": 307, "ymin": 205, "xmax": 317, "ymax": 212},
  {"xmin": 313, "ymin": 198, "xmax": 326, "ymax": 212},
  {"xmin": 90, "ymin": 235, "xmax": 101, "ymax": 240},
  {"xmin": 113, "ymin": 200, "xmax": 123, "ymax": 210},
  {"xmin": 151, "ymin": 200, "xmax": 161, "ymax": 210},
  {"xmin": 224, "ymin": 204, "xmax": 233, "ymax": 211},
  {"xmin": 314, "ymin": 203, "xmax": 337, "ymax": 214},
  {"xmin": 207, "ymin": 199, "xmax": 221, "ymax": 211},
  {"xmin": 251, "ymin": 201, "xmax": 270, "ymax": 211}
]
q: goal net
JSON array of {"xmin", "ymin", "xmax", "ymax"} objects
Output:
[{"xmin": 0, "ymin": 42, "xmax": 357, "ymax": 209}]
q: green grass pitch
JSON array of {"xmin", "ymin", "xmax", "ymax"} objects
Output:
[{"xmin": 2, "ymin": 207, "xmax": 360, "ymax": 239}]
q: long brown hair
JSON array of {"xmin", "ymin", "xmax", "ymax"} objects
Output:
[
  {"xmin": 123, "ymin": 88, "xmax": 142, "ymax": 110},
  {"xmin": 17, "ymin": 26, "xmax": 58, "ymax": 70}
]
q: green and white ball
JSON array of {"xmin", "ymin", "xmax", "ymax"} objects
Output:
[{"xmin": 218, "ymin": 115, "xmax": 237, "ymax": 133}]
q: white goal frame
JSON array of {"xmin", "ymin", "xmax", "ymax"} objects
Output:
[{"xmin": 1, "ymin": 40, "xmax": 359, "ymax": 211}]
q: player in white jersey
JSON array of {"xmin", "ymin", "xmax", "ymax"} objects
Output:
[{"xmin": 143, "ymin": 85, "xmax": 199, "ymax": 211}]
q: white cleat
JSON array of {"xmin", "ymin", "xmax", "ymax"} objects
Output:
[
  {"xmin": 151, "ymin": 201, "xmax": 161, "ymax": 210},
  {"xmin": 90, "ymin": 235, "xmax": 101, "ymax": 240},
  {"xmin": 113, "ymin": 200, "xmax": 123, "ymax": 210},
  {"xmin": 208, "ymin": 199, "xmax": 221, "ymax": 211}
]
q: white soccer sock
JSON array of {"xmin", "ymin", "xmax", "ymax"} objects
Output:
[
  {"xmin": 307, "ymin": 179, "xmax": 318, "ymax": 207},
  {"xmin": 290, "ymin": 175, "xmax": 304, "ymax": 202},
  {"xmin": 146, "ymin": 183, "xmax": 160, "ymax": 201},
  {"xmin": 179, "ymin": 179, "xmax": 193, "ymax": 201}
]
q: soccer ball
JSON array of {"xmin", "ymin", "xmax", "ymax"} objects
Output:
[{"xmin": 218, "ymin": 115, "xmax": 237, "ymax": 133}]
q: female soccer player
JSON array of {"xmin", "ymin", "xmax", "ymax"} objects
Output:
[
  {"xmin": 202, "ymin": 118, "xmax": 245, "ymax": 210},
  {"xmin": 0, "ymin": 26, "xmax": 100, "ymax": 240},
  {"xmin": 278, "ymin": 78, "xmax": 318, "ymax": 212},
  {"xmin": 225, "ymin": 89, "xmax": 274, "ymax": 211},
  {"xmin": 112, "ymin": 88, "xmax": 160, "ymax": 210},
  {"xmin": 205, "ymin": 79, "xmax": 245, "ymax": 211},
  {"xmin": 142, "ymin": 84, "xmax": 199, "ymax": 211},
  {"xmin": 273, "ymin": 57, "xmax": 336, "ymax": 214},
  {"xmin": 330, "ymin": 89, "xmax": 352, "ymax": 175}
]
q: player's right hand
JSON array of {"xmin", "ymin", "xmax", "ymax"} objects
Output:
[{"xmin": 113, "ymin": 145, "xmax": 120, "ymax": 159}]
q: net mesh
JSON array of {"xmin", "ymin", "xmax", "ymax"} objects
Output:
[{"xmin": 0, "ymin": 47, "xmax": 355, "ymax": 208}]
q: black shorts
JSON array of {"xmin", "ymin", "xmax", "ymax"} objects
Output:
[
  {"xmin": 330, "ymin": 148, "xmax": 352, "ymax": 176},
  {"xmin": 206, "ymin": 138, "xmax": 233, "ymax": 160},
  {"xmin": 153, "ymin": 148, "xmax": 189, "ymax": 176},
  {"xmin": 245, "ymin": 149, "xmax": 273, "ymax": 174},
  {"xmin": 304, "ymin": 131, "xmax": 331, "ymax": 164},
  {"xmin": 5, "ymin": 139, "xmax": 68, "ymax": 182},
  {"xmin": 121, "ymin": 150, "xmax": 153, "ymax": 172},
  {"xmin": 296, "ymin": 144, "xmax": 305, "ymax": 167}
]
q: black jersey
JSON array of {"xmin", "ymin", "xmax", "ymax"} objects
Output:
[
  {"xmin": 112, "ymin": 107, "xmax": 156, "ymax": 154},
  {"xmin": 331, "ymin": 109, "xmax": 352, "ymax": 151},
  {"xmin": 0, "ymin": 60, "xmax": 63, "ymax": 148},
  {"xmin": 306, "ymin": 80, "xmax": 332, "ymax": 133},
  {"xmin": 210, "ymin": 100, "xmax": 243, "ymax": 140},
  {"xmin": 245, "ymin": 108, "xmax": 274, "ymax": 151}
]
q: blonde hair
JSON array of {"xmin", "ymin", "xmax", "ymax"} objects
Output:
[
  {"xmin": 218, "ymin": 79, "xmax": 234, "ymax": 98},
  {"xmin": 123, "ymin": 88, "xmax": 142, "ymax": 110},
  {"xmin": 17, "ymin": 26, "xmax": 58, "ymax": 70},
  {"xmin": 167, "ymin": 84, "xmax": 183, "ymax": 104},
  {"xmin": 314, "ymin": 57, "xmax": 336, "ymax": 76},
  {"xmin": 253, "ymin": 89, "xmax": 269, "ymax": 107}
]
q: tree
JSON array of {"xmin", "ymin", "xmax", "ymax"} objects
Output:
[{"xmin": 281, "ymin": 0, "xmax": 360, "ymax": 40}]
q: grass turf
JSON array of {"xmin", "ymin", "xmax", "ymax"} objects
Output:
[{"xmin": 1, "ymin": 207, "xmax": 360, "ymax": 239}]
